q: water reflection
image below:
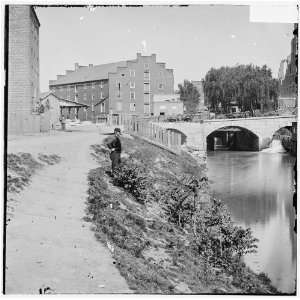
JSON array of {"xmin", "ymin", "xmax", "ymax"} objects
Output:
[{"xmin": 207, "ymin": 152, "xmax": 296, "ymax": 293}]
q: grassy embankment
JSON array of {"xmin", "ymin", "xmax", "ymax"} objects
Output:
[
  {"xmin": 86, "ymin": 135, "xmax": 277, "ymax": 294},
  {"xmin": 7, "ymin": 153, "xmax": 61, "ymax": 222},
  {"xmin": 7, "ymin": 153, "xmax": 61, "ymax": 193}
]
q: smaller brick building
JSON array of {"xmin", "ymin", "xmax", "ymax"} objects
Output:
[{"xmin": 49, "ymin": 53, "xmax": 175, "ymax": 121}]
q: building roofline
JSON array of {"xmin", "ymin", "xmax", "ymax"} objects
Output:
[
  {"xmin": 40, "ymin": 92, "xmax": 89, "ymax": 107},
  {"xmin": 49, "ymin": 78, "xmax": 108, "ymax": 87},
  {"xmin": 31, "ymin": 6, "xmax": 40, "ymax": 27},
  {"xmin": 58, "ymin": 97, "xmax": 89, "ymax": 107}
]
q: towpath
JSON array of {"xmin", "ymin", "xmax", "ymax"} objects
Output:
[{"xmin": 5, "ymin": 124, "xmax": 131, "ymax": 294}]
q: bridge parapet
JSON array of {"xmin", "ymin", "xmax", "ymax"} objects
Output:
[
  {"xmin": 155, "ymin": 116, "xmax": 296, "ymax": 153},
  {"xmin": 203, "ymin": 115, "xmax": 296, "ymax": 124}
]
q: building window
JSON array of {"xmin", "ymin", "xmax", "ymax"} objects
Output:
[
  {"xmin": 100, "ymin": 92, "xmax": 104, "ymax": 99},
  {"xmin": 144, "ymin": 63, "xmax": 149, "ymax": 69},
  {"xmin": 144, "ymin": 70, "xmax": 150, "ymax": 80},
  {"xmin": 116, "ymin": 102, "xmax": 122, "ymax": 111},
  {"xmin": 129, "ymin": 69, "xmax": 135, "ymax": 77},
  {"xmin": 130, "ymin": 103, "xmax": 136, "ymax": 112},
  {"xmin": 130, "ymin": 81, "xmax": 135, "ymax": 89},
  {"xmin": 158, "ymin": 83, "xmax": 164, "ymax": 90},
  {"xmin": 100, "ymin": 82, "xmax": 103, "ymax": 89},
  {"xmin": 144, "ymin": 93, "xmax": 150, "ymax": 102},
  {"xmin": 100, "ymin": 102, "xmax": 105, "ymax": 113},
  {"xmin": 92, "ymin": 82, "xmax": 95, "ymax": 89},
  {"xmin": 144, "ymin": 103, "xmax": 150, "ymax": 114},
  {"xmin": 144, "ymin": 83, "xmax": 150, "ymax": 93},
  {"xmin": 83, "ymin": 93, "xmax": 87, "ymax": 101},
  {"xmin": 130, "ymin": 91, "xmax": 135, "ymax": 100},
  {"xmin": 117, "ymin": 90, "xmax": 121, "ymax": 98}
]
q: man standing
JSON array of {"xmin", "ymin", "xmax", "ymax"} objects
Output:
[{"xmin": 107, "ymin": 128, "xmax": 122, "ymax": 174}]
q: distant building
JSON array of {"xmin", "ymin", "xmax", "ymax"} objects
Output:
[
  {"xmin": 278, "ymin": 23, "xmax": 298, "ymax": 110},
  {"xmin": 49, "ymin": 53, "xmax": 175, "ymax": 121},
  {"xmin": 7, "ymin": 5, "xmax": 41, "ymax": 134},
  {"xmin": 191, "ymin": 80, "xmax": 205, "ymax": 111},
  {"xmin": 152, "ymin": 94, "xmax": 183, "ymax": 116}
]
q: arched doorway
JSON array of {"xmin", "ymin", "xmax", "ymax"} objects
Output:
[{"xmin": 207, "ymin": 126, "xmax": 259, "ymax": 151}]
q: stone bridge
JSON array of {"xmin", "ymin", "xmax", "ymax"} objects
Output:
[{"xmin": 155, "ymin": 116, "xmax": 296, "ymax": 153}]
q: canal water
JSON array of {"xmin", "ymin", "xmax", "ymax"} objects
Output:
[{"xmin": 207, "ymin": 151, "xmax": 296, "ymax": 293}]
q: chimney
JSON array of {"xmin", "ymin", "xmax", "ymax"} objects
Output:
[
  {"xmin": 75, "ymin": 63, "xmax": 79, "ymax": 70},
  {"xmin": 89, "ymin": 64, "xmax": 93, "ymax": 68}
]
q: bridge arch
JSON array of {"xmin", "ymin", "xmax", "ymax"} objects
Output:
[
  {"xmin": 206, "ymin": 126, "xmax": 260, "ymax": 151},
  {"xmin": 166, "ymin": 128, "xmax": 187, "ymax": 144},
  {"xmin": 272, "ymin": 125, "xmax": 293, "ymax": 139}
]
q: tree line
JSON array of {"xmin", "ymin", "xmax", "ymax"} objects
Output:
[
  {"xmin": 203, "ymin": 64, "xmax": 279, "ymax": 114},
  {"xmin": 178, "ymin": 64, "xmax": 279, "ymax": 114}
]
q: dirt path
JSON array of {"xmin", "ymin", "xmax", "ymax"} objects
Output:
[{"xmin": 6, "ymin": 125, "xmax": 131, "ymax": 294}]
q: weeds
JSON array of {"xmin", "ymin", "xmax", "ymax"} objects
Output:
[
  {"xmin": 113, "ymin": 159, "xmax": 149, "ymax": 204},
  {"xmin": 86, "ymin": 135, "xmax": 277, "ymax": 294},
  {"xmin": 37, "ymin": 153, "xmax": 61, "ymax": 165},
  {"xmin": 7, "ymin": 152, "xmax": 61, "ymax": 193}
]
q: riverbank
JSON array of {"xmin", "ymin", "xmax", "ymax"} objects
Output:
[{"xmin": 86, "ymin": 135, "xmax": 278, "ymax": 294}]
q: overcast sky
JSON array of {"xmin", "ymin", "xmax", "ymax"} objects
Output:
[{"xmin": 36, "ymin": 5, "xmax": 294, "ymax": 92}]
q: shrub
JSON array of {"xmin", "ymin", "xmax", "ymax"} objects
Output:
[
  {"xmin": 113, "ymin": 159, "xmax": 149, "ymax": 204},
  {"xmin": 162, "ymin": 175, "xmax": 201, "ymax": 228},
  {"xmin": 191, "ymin": 198, "xmax": 258, "ymax": 271}
]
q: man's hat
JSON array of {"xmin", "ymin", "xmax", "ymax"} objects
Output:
[{"xmin": 114, "ymin": 127, "xmax": 121, "ymax": 133}]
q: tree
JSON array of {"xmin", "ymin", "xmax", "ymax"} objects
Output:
[
  {"xmin": 203, "ymin": 64, "xmax": 279, "ymax": 114},
  {"xmin": 178, "ymin": 80, "xmax": 200, "ymax": 113}
]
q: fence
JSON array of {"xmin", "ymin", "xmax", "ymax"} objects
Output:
[
  {"xmin": 124, "ymin": 118, "xmax": 182, "ymax": 154},
  {"xmin": 107, "ymin": 114, "xmax": 182, "ymax": 154}
]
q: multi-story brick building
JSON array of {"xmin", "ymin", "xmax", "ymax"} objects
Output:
[
  {"xmin": 7, "ymin": 5, "xmax": 41, "ymax": 134},
  {"xmin": 49, "ymin": 53, "xmax": 175, "ymax": 121}
]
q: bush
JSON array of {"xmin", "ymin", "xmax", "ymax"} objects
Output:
[
  {"xmin": 113, "ymin": 159, "xmax": 149, "ymax": 204},
  {"xmin": 162, "ymin": 175, "xmax": 200, "ymax": 227},
  {"xmin": 191, "ymin": 198, "xmax": 258, "ymax": 271}
]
